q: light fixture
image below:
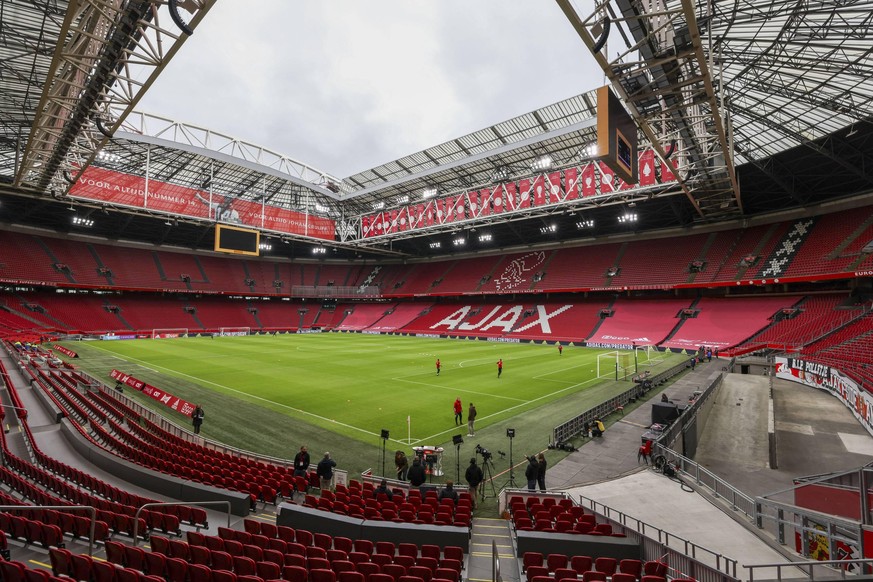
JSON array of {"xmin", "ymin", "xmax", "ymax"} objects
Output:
[
  {"xmin": 373, "ymin": 201, "xmax": 385, "ymax": 210},
  {"xmin": 492, "ymin": 167, "xmax": 510, "ymax": 183},
  {"xmin": 422, "ymin": 187, "xmax": 438, "ymax": 199},
  {"xmin": 97, "ymin": 150, "xmax": 121, "ymax": 164},
  {"xmin": 532, "ymin": 155, "xmax": 552, "ymax": 171},
  {"xmin": 582, "ymin": 144, "xmax": 597, "ymax": 158},
  {"xmin": 397, "ymin": 195, "xmax": 409, "ymax": 204},
  {"xmin": 259, "ymin": 243, "xmax": 272, "ymax": 251},
  {"xmin": 576, "ymin": 219, "xmax": 595, "ymax": 229},
  {"xmin": 72, "ymin": 216, "xmax": 94, "ymax": 227},
  {"xmin": 478, "ymin": 233, "xmax": 492, "ymax": 242},
  {"xmin": 618, "ymin": 213, "xmax": 638, "ymax": 223},
  {"xmin": 314, "ymin": 203, "xmax": 328, "ymax": 213},
  {"xmin": 313, "ymin": 247, "xmax": 327, "ymax": 254},
  {"xmin": 539, "ymin": 224, "xmax": 557, "ymax": 234},
  {"xmin": 429, "ymin": 242, "xmax": 441, "ymax": 249},
  {"xmin": 453, "ymin": 238, "xmax": 465, "ymax": 246}
]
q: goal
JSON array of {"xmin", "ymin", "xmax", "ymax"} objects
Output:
[
  {"xmin": 151, "ymin": 328, "xmax": 188, "ymax": 339},
  {"xmin": 596, "ymin": 350, "xmax": 637, "ymax": 381},
  {"xmin": 218, "ymin": 327, "xmax": 251, "ymax": 337},
  {"xmin": 635, "ymin": 344, "xmax": 664, "ymax": 366}
]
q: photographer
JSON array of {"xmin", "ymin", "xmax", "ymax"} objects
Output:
[{"xmin": 465, "ymin": 457, "xmax": 483, "ymax": 509}]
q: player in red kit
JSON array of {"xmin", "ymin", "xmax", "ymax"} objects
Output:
[
  {"xmin": 436, "ymin": 358, "xmax": 441, "ymax": 375},
  {"xmin": 453, "ymin": 397, "xmax": 462, "ymax": 425},
  {"xmin": 497, "ymin": 359, "xmax": 503, "ymax": 378}
]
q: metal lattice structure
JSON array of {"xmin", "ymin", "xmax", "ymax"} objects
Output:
[{"xmin": 0, "ymin": 0, "xmax": 871, "ymax": 260}]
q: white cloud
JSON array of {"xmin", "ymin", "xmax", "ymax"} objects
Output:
[{"xmin": 137, "ymin": 1, "xmax": 601, "ymax": 177}]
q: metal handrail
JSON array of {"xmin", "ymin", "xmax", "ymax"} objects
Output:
[
  {"xmin": 744, "ymin": 558, "xmax": 873, "ymax": 582},
  {"xmin": 577, "ymin": 494, "xmax": 739, "ymax": 577},
  {"xmin": 132, "ymin": 501, "xmax": 231, "ymax": 546},
  {"xmin": 0, "ymin": 504, "xmax": 98, "ymax": 556}
]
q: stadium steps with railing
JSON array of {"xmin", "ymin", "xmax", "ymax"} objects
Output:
[
  {"xmin": 468, "ymin": 517, "xmax": 518, "ymax": 582},
  {"xmin": 659, "ymin": 296, "xmax": 700, "ymax": 345},
  {"xmin": 603, "ymin": 243, "xmax": 628, "ymax": 287},
  {"xmin": 194, "ymin": 256, "xmax": 209, "ymax": 283},
  {"xmin": 583, "ymin": 296, "xmax": 618, "ymax": 342},
  {"xmin": 34, "ymin": 236, "xmax": 77, "ymax": 284},
  {"xmin": 88, "ymin": 244, "xmax": 115, "ymax": 286},
  {"xmin": 827, "ymin": 213, "xmax": 873, "ymax": 260},
  {"xmin": 528, "ymin": 250, "xmax": 558, "ymax": 292},
  {"xmin": 685, "ymin": 232, "xmax": 718, "ymax": 284},
  {"xmin": 108, "ymin": 305, "xmax": 135, "ymax": 331},
  {"xmin": 735, "ymin": 223, "xmax": 781, "ymax": 280}
]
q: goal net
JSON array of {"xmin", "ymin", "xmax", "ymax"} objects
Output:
[
  {"xmin": 218, "ymin": 327, "xmax": 251, "ymax": 337},
  {"xmin": 151, "ymin": 328, "xmax": 188, "ymax": 339},
  {"xmin": 635, "ymin": 344, "xmax": 665, "ymax": 366},
  {"xmin": 596, "ymin": 350, "xmax": 637, "ymax": 381}
]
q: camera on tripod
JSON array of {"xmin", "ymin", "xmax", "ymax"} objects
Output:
[{"xmin": 475, "ymin": 444, "xmax": 492, "ymax": 461}]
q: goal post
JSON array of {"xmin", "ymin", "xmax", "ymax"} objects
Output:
[
  {"xmin": 218, "ymin": 327, "xmax": 251, "ymax": 337},
  {"xmin": 635, "ymin": 344, "xmax": 664, "ymax": 366},
  {"xmin": 596, "ymin": 350, "xmax": 637, "ymax": 381},
  {"xmin": 151, "ymin": 328, "xmax": 189, "ymax": 339}
]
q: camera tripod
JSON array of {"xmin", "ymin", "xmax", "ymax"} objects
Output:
[
  {"xmin": 480, "ymin": 454, "xmax": 497, "ymax": 500},
  {"xmin": 502, "ymin": 433, "xmax": 517, "ymax": 489}
]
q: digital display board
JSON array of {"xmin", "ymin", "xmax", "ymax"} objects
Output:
[{"xmin": 214, "ymin": 224, "xmax": 260, "ymax": 256}]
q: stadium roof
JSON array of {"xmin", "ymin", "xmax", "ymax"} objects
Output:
[{"xmin": 0, "ymin": 0, "xmax": 871, "ymax": 261}]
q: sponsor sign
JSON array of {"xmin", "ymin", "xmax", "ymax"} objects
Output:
[
  {"xmin": 70, "ymin": 166, "xmax": 335, "ymax": 240},
  {"xmin": 54, "ymin": 345, "xmax": 78, "ymax": 358},
  {"xmin": 110, "ymin": 369, "xmax": 196, "ymax": 417}
]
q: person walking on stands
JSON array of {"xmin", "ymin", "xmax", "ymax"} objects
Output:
[
  {"xmin": 465, "ymin": 457, "xmax": 483, "ymax": 508},
  {"xmin": 467, "ymin": 403, "xmax": 477, "ymax": 436},
  {"xmin": 525, "ymin": 456, "xmax": 539, "ymax": 491},
  {"xmin": 395, "ymin": 450, "xmax": 409, "ymax": 481},
  {"xmin": 436, "ymin": 358, "xmax": 441, "ymax": 376},
  {"xmin": 316, "ymin": 452, "xmax": 337, "ymax": 491},
  {"xmin": 497, "ymin": 358, "xmax": 503, "ymax": 378},
  {"xmin": 453, "ymin": 397, "xmax": 463, "ymax": 426},
  {"xmin": 537, "ymin": 453, "xmax": 548, "ymax": 491},
  {"xmin": 191, "ymin": 405, "xmax": 204, "ymax": 435},
  {"xmin": 293, "ymin": 445, "xmax": 310, "ymax": 478},
  {"xmin": 407, "ymin": 457, "xmax": 426, "ymax": 488}
]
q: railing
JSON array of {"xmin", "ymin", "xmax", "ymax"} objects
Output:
[
  {"xmin": 577, "ymin": 494, "xmax": 740, "ymax": 582},
  {"xmin": 552, "ymin": 358, "xmax": 689, "ymax": 444},
  {"xmin": 291, "ymin": 285, "xmax": 380, "ymax": 298},
  {"xmin": 744, "ymin": 558, "xmax": 873, "ymax": 581}
]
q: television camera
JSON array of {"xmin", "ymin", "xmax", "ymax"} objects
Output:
[{"xmin": 475, "ymin": 444, "xmax": 492, "ymax": 461}]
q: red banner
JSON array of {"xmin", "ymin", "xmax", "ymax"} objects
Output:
[
  {"xmin": 54, "ymin": 345, "xmax": 78, "ymax": 358},
  {"xmin": 110, "ymin": 369, "xmax": 196, "ymax": 417},
  {"xmin": 70, "ymin": 166, "xmax": 335, "ymax": 240},
  {"xmin": 564, "ymin": 167, "xmax": 579, "ymax": 200},
  {"xmin": 581, "ymin": 164, "xmax": 597, "ymax": 197}
]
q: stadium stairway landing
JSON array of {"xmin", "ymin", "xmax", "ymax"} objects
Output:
[{"xmin": 468, "ymin": 517, "xmax": 518, "ymax": 582}]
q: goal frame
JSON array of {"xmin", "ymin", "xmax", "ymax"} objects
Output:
[
  {"xmin": 151, "ymin": 328, "xmax": 189, "ymax": 339},
  {"xmin": 596, "ymin": 350, "xmax": 637, "ymax": 381}
]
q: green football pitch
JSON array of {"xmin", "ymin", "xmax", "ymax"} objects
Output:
[{"xmin": 62, "ymin": 334, "xmax": 684, "ymax": 476}]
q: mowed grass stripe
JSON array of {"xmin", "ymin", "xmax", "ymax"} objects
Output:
[{"xmin": 64, "ymin": 334, "xmax": 686, "ymax": 474}]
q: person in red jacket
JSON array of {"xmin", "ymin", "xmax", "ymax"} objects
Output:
[
  {"xmin": 436, "ymin": 358, "xmax": 441, "ymax": 376},
  {"xmin": 453, "ymin": 397, "xmax": 463, "ymax": 425},
  {"xmin": 497, "ymin": 359, "xmax": 503, "ymax": 378}
]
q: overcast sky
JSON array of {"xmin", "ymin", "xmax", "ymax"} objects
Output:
[{"xmin": 138, "ymin": 1, "xmax": 603, "ymax": 179}]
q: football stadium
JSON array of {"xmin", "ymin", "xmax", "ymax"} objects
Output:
[{"xmin": 1, "ymin": 2, "xmax": 872, "ymax": 582}]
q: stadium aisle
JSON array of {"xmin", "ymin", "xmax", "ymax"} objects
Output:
[{"xmin": 468, "ymin": 517, "xmax": 518, "ymax": 582}]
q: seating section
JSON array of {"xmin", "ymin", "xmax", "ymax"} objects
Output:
[
  {"xmin": 336, "ymin": 304, "xmax": 395, "ymax": 331},
  {"xmin": 587, "ymin": 298, "xmax": 691, "ymax": 346},
  {"xmin": 301, "ymin": 480, "xmax": 472, "ymax": 528},
  {"xmin": 79, "ymin": 525, "xmax": 467, "ymax": 582},
  {"xmin": 610, "ymin": 235, "xmax": 709, "ymax": 288},
  {"xmin": 662, "ymin": 296, "xmax": 801, "ymax": 351},
  {"xmin": 508, "ymin": 495, "xmax": 622, "ymax": 536},
  {"xmin": 368, "ymin": 303, "xmax": 435, "ymax": 332}
]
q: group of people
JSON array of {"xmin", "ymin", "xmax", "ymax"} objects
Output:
[
  {"xmin": 294, "ymin": 445, "xmax": 337, "ymax": 490},
  {"xmin": 452, "ymin": 397, "xmax": 478, "ymax": 436},
  {"xmin": 524, "ymin": 453, "xmax": 548, "ymax": 491}
]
